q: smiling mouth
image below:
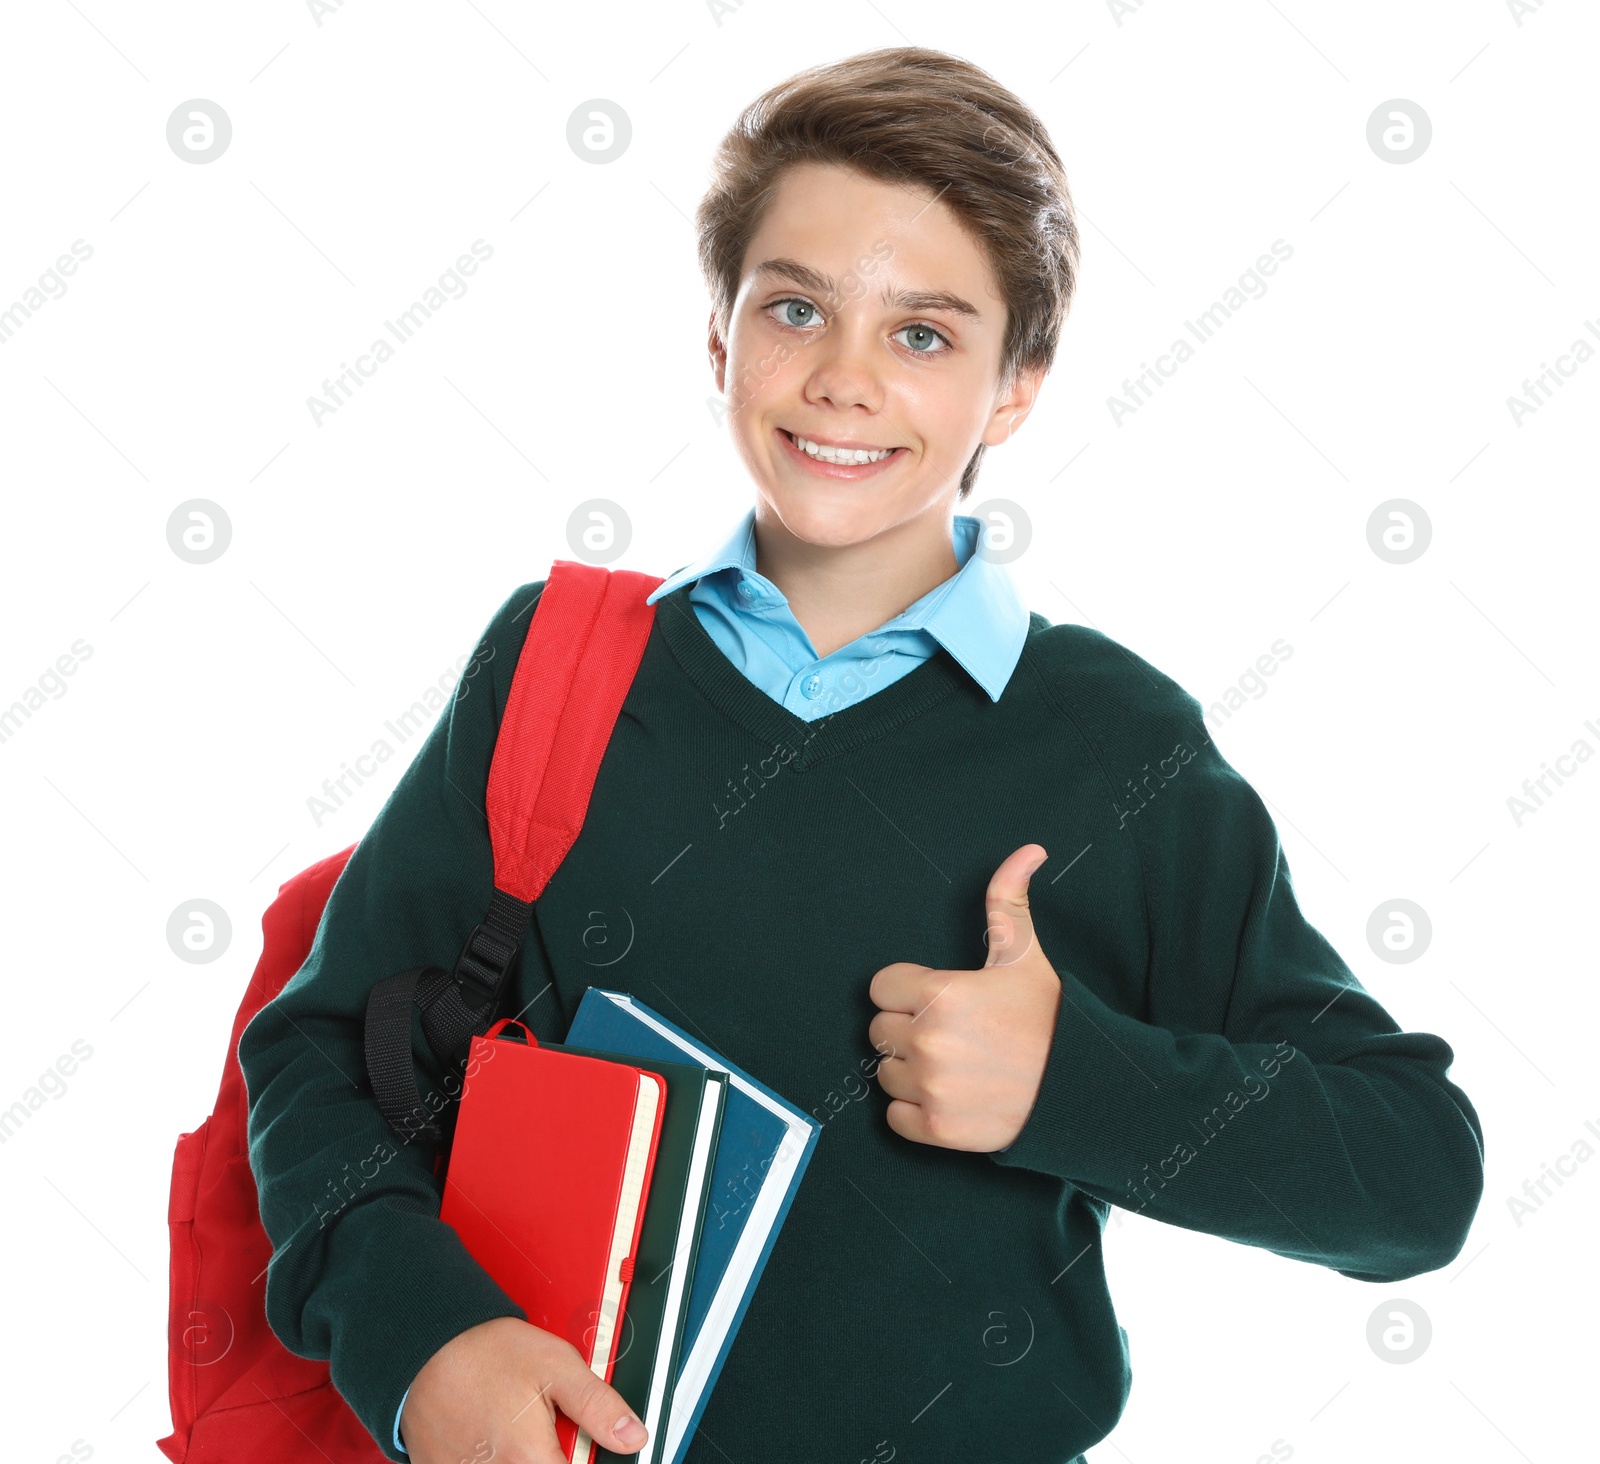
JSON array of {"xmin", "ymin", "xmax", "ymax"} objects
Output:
[{"xmin": 778, "ymin": 429, "xmax": 903, "ymax": 466}]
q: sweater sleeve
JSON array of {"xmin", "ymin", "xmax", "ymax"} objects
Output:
[
  {"xmin": 990, "ymin": 633, "xmax": 1485, "ymax": 1284},
  {"xmin": 237, "ymin": 580, "xmax": 547, "ymax": 1460}
]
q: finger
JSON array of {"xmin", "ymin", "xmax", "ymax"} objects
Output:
[
  {"xmin": 984, "ymin": 843, "xmax": 1048, "ymax": 968},
  {"xmin": 884, "ymin": 1096, "xmax": 933, "ymax": 1144},
  {"xmin": 867, "ymin": 960, "xmax": 933, "ymax": 1014},
  {"xmin": 873, "ymin": 1049, "xmax": 916, "ymax": 1102},
  {"xmin": 867, "ymin": 1008, "xmax": 916, "ymax": 1059},
  {"xmin": 543, "ymin": 1350, "xmax": 648, "ymax": 1459}
]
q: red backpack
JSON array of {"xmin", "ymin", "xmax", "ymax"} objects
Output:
[{"xmin": 158, "ymin": 561, "xmax": 662, "ymax": 1463}]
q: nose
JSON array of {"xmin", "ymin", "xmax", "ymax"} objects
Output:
[{"xmin": 802, "ymin": 319, "xmax": 887, "ymax": 415}]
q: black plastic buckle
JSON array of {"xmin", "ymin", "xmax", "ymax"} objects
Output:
[{"xmin": 452, "ymin": 921, "xmax": 516, "ymax": 1009}]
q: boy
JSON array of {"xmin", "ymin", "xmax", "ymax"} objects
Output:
[{"xmin": 239, "ymin": 46, "xmax": 1484, "ymax": 1464}]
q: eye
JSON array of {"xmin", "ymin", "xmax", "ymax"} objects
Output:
[
  {"xmin": 893, "ymin": 322, "xmax": 953, "ymax": 356},
  {"xmin": 767, "ymin": 297, "xmax": 823, "ymax": 329},
  {"xmin": 765, "ymin": 297, "xmax": 953, "ymax": 357}
]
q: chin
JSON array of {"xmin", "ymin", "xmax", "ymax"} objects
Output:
[{"xmin": 760, "ymin": 484, "xmax": 895, "ymax": 549}]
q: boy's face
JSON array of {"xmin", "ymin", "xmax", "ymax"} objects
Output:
[{"xmin": 709, "ymin": 161, "xmax": 1042, "ymax": 550}]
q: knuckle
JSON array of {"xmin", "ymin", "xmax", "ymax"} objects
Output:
[{"xmin": 568, "ymin": 1375, "xmax": 617, "ymax": 1424}]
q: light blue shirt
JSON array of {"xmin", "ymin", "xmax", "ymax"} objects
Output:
[
  {"xmin": 394, "ymin": 509, "xmax": 1028, "ymax": 1453},
  {"xmin": 644, "ymin": 508, "xmax": 1031, "ymax": 718}
]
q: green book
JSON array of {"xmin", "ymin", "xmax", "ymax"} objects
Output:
[{"xmin": 552, "ymin": 1045, "xmax": 727, "ymax": 1464}]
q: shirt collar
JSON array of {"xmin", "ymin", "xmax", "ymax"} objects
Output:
[
  {"xmin": 646, "ymin": 508, "xmax": 1031, "ymax": 703},
  {"xmin": 647, "ymin": 511, "xmax": 762, "ymax": 602}
]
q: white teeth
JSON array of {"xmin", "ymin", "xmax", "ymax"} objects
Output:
[{"xmin": 793, "ymin": 434, "xmax": 894, "ymax": 465}]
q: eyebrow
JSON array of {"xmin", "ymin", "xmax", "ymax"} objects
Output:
[{"xmin": 749, "ymin": 257, "xmax": 981, "ymax": 318}]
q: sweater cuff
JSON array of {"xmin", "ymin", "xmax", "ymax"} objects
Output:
[
  {"xmin": 988, "ymin": 967, "xmax": 1164, "ymax": 1183},
  {"xmin": 311, "ymin": 1199, "xmax": 526, "ymax": 1461}
]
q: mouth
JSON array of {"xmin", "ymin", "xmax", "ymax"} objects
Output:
[{"xmin": 776, "ymin": 427, "xmax": 908, "ymax": 479}]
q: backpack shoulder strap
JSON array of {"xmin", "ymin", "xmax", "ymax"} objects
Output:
[
  {"xmin": 364, "ymin": 562, "xmax": 663, "ymax": 1154},
  {"xmin": 490, "ymin": 559, "xmax": 663, "ymax": 903}
]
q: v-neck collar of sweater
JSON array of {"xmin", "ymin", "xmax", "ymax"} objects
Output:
[{"xmin": 652, "ymin": 582, "xmax": 972, "ymax": 771}]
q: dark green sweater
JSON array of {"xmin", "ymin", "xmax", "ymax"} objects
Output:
[{"xmin": 238, "ymin": 579, "xmax": 1484, "ymax": 1463}]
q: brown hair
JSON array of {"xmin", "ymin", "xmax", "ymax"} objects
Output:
[{"xmin": 695, "ymin": 45, "xmax": 1079, "ymax": 499}]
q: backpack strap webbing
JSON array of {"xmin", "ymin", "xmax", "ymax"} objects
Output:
[{"xmin": 363, "ymin": 561, "xmax": 662, "ymax": 1155}]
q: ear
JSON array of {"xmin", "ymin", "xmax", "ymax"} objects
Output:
[
  {"xmin": 707, "ymin": 309, "xmax": 728, "ymax": 393},
  {"xmin": 979, "ymin": 363, "xmax": 1046, "ymax": 448}
]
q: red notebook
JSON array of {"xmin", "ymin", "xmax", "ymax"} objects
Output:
[{"xmin": 440, "ymin": 1017, "xmax": 667, "ymax": 1464}]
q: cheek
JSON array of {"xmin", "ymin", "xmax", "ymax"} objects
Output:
[
  {"xmin": 725, "ymin": 315, "xmax": 802, "ymax": 385},
  {"xmin": 894, "ymin": 374, "xmax": 987, "ymax": 450},
  {"xmin": 723, "ymin": 356, "xmax": 800, "ymax": 435}
]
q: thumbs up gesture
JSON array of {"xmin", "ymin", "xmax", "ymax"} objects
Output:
[{"xmin": 867, "ymin": 844, "xmax": 1063, "ymax": 1152}]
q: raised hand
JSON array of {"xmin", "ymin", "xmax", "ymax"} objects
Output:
[{"xmin": 868, "ymin": 843, "xmax": 1062, "ymax": 1152}]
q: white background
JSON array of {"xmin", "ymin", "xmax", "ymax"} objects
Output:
[{"xmin": 1, "ymin": 2, "xmax": 1595, "ymax": 1460}]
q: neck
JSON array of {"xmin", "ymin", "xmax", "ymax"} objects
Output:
[{"xmin": 752, "ymin": 502, "xmax": 960, "ymax": 658}]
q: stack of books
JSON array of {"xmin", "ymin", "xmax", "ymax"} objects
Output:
[{"xmin": 439, "ymin": 987, "xmax": 821, "ymax": 1464}]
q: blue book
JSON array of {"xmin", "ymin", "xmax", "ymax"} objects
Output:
[{"xmin": 564, "ymin": 987, "xmax": 821, "ymax": 1464}]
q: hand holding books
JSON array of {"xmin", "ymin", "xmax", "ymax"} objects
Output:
[
  {"xmin": 438, "ymin": 1017, "xmax": 674, "ymax": 1464},
  {"xmin": 430, "ymin": 990, "xmax": 820, "ymax": 1464},
  {"xmin": 399, "ymin": 1316, "xmax": 648, "ymax": 1463}
]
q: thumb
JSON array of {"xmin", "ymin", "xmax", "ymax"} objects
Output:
[
  {"xmin": 984, "ymin": 844, "xmax": 1047, "ymax": 967},
  {"xmin": 546, "ymin": 1349, "xmax": 649, "ymax": 1457}
]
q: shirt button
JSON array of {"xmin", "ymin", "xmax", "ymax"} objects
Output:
[
  {"xmin": 737, "ymin": 580, "xmax": 758, "ymax": 600},
  {"xmin": 802, "ymin": 673, "xmax": 823, "ymax": 699}
]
